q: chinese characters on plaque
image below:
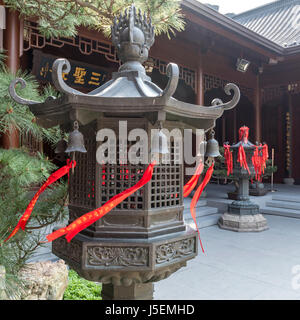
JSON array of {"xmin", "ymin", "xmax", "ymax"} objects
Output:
[{"xmin": 33, "ymin": 50, "xmax": 109, "ymax": 90}]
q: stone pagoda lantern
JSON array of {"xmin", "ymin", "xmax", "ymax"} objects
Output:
[
  {"xmin": 218, "ymin": 126, "xmax": 268, "ymax": 232},
  {"xmin": 9, "ymin": 5, "xmax": 240, "ymax": 300}
]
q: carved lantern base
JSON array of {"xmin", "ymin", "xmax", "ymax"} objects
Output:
[
  {"xmin": 52, "ymin": 226, "xmax": 198, "ymax": 299},
  {"xmin": 218, "ymin": 178, "xmax": 268, "ymax": 232},
  {"xmin": 218, "ymin": 213, "xmax": 268, "ymax": 232}
]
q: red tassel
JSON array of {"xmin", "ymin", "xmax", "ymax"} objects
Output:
[
  {"xmin": 239, "ymin": 126, "xmax": 249, "ymax": 143},
  {"xmin": 262, "ymin": 144, "xmax": 269, "ymax": 174},
  {"xmin": 190, "ymin": 163, "xmax": 214, "ymax": 253},
  {"xmin": 224, "ymin": 144, "xmax": 233, "ymax": 176},
  {"xmin": 251, "ymin": 144, "xmax": 269, "ymax": 182},
  {"xmin": 237, "ymin": 145, "xmax": 250, "ymax": 174},
  {"xmin": 183, "ymin": 162, "xmax": 204, "ymax": 197},
  {"xmin": 5, "ymin": 160, "xmax": 76, "ymax": 242},
  {"xmin": 252, "ymin": 146, "xmax": 261, "ymax": 181},
  {"xmin": 47, "ymin": 161, "xmax": 156, "ymax": 243}
]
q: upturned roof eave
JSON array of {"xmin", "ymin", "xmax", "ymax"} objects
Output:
[{"xmin": 28, "ymin": 95, "xmax": 224, "ymax": 123}]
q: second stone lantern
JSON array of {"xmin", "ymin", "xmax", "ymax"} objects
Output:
[
  {"xmin": 219, "ymin": 126, "xmax": 268, "ymax": 232},
  {"xmin": 10, "ymin": 5, "xmax": 240, "ymax": 300}
]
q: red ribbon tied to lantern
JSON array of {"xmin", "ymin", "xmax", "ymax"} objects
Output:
[
  {"xmin": 5, "ymin": 159, "xmax": 76, "ymax": 242},
  {"xmin": 183, "ymin": 162, "xmax": 204, "ymax": 198},
  {"xmin": 251, "ymin": 143, "xmax": 269, "ymax": 182},
  {"xmin": 47, "ymin": 161, "xmax": 156, "ymax": 243},
  {"xmin": 237, "ymin": 144, "xmax": 250, "ymax": 174},
  {"xmin": 189, "ymin": 162, "xmax": 214, "ymax": 253},
  {"xmin": 224, "ymin": 144, "xmax": 233, "ymax": 176}
]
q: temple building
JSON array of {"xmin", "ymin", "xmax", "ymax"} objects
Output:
[{"xmin": 1, "ymin": 0, "xmax": 300, "ymax": 184}]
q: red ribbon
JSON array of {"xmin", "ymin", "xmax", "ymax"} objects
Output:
[
  {"xmin": 239, "ymin": 126, "xmax": 249, "ymax": 143},
  {"xmin": 224, "ymin": 144, "xmax": 233, "ymax": 176},
  {"xmin": 251, "ymin": 143, "xmax": 269, "ymax": 182},
  {"xmin": 262, "ymin": 144, "xmax": 269, "ymax": 174},
  {"xmin": 5, "ymin": 160, "xmax": 76, "ymax": 242},
  {"xmin": 237, "ymin": 145, "xmax": 250, "ymax": 174},
  {"xmin": 252, "ymin": 146, "xmax": 261, "ymax": 181},
  {"xmin": 47, "ymin": 161, "xmax": 156, "ymax": 243},
  {"xmin": 189, "ymin": 163, "xmax": 214, "ymax": 254},
  {"xmin": 183, "ymin": 162, "xmax": 204, "ymax": 198}
]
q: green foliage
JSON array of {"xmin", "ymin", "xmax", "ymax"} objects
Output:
[
  {"xmin": 63, "ymin": 269, "xmax": 102, "ymax": 300},
  {"xmin": 0, "ymin": 148, "xmax": 69, "ymax": 298},
  {"xmin": 4, "ymin": 0, "xmax": 185, "ymax": 39},
  {"xmin": 0, "ymin": 67, "xmax": 62, "ymax": 146},
  {"xmin": 0, "ymin": 53, "xmax": 67, "ymax": 298}
]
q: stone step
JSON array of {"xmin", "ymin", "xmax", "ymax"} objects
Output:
[
  {"xmin": 183, "ymin": 206, "xmax": 218, "ymax": 219},
  {"xmin": 266, "ymin": 200, "xmax": 300, "ymax": 211},
  {"xmin": 186, "ymin": 213, "xmax": 221, "ymax": 229},
  {"xmin": 272, "ymin": 194, "xmax": 300, "ymax": 204},
  {"xmin": 260, "ymin": 206, "xmax": 300, "ymax": 219},
  {"xmin": 183, "ymin": 198, "xmax": 207, "ymax": 209}
]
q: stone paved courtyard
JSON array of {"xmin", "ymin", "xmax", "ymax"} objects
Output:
[{"xmin": 154, "ymin": 213, "xmax": 300, "ymax": 300}]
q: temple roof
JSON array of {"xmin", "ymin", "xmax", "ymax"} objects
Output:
[{"xmin": 232, "ymin": 0, "xmax": 300, "ymax": 48}]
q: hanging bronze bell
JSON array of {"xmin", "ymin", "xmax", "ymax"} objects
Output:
[
  {"xmin": 65, "ymin": 121, "xmax": 87, "ymax": 153},
  {"xmin": 54, "ymin": 139, "xmax": 67, "ymax": 154},
  {"xmin": 205, "ymin": 130, "xmax": 221, "ymax": 158},
  {"xmin": 151, "ymin": 130, "xmax": 169, "ymax": 154}
]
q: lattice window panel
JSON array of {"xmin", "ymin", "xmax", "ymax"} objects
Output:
[
  {"xmin": 262, "ymin": 85, "xmax": 287, "ymax": 103},
  {"xmin": 204, "ymin": 74, "xmax": 254, "ymax": 103},
  {"xmin": 152, "ymin": 58, "xmax": 196, "ymax": 92},
  {"xmin": 98, "ymin": 137, "xmax": 145, "ymax": 210},
  {"xmin": 69, "ymin": 135, "xmax": 96, "ymax": 208},
  {"xmin": 150, "ymin": 140, "xmax": 182, "ymax": 209},
  {"xmin": 98, "ymin": 137, "xmax": 182, "ymax": 210},
  {"xmin": 99, "ymin": 163, "xmax": 145, "ymax": 210}
]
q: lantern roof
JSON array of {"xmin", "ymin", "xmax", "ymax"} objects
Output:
[{"xmin": 9, "ymin": 4, "xmax": 240, "ymax": 131}]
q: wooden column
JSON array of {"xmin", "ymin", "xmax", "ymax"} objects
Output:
[
  {"xmin": 196, "ymin": 52, "xmax": 204, "ymax": 105},
  {"xmin": 3, "ymin": 7, "xmax": 20, "ymax": 73},
  {"xmin": 2, "ymin": 6, "xmax": 20, "ymax": 149},
  {"xmin": 254, "ymin": 75, "xmax": 262, "ymax": 143}
]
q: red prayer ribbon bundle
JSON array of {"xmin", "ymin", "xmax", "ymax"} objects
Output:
[
  {"xmin": 223, "ymin": 144, "xmax": 233, "ymax": 176},
  {"xmin": 47, "ymin": 161, "xmax": 156, "ymax": 243},
  {"xmin": 237, "ymin": 144, "xmax": 250, "ymax": 174},
  {"xmin": 5, "ymin": 159, "xmax": 76, "ymax": 242},
  {"xmin": 251, "ymin": 143, "xmax": 269, "ymax": 182},
  {"xmin": 252, "ymin": 145, "xmax": 262, "ymax": 181},
  {"xmin": 262, "ymin": 144, "xmax": 269, "ymax": 174}
]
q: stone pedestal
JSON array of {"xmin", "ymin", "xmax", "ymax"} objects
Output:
[
  {"xmin": 219, "ymin": 177, "xmax": 268, "ymax": 232},
  {"xmin": 102, "ymin": 283, "xmax": 154, "ymax": 300},
  {"xmin": 218, "ymin": 213, "xmax": 268, "ymax": 232}
]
